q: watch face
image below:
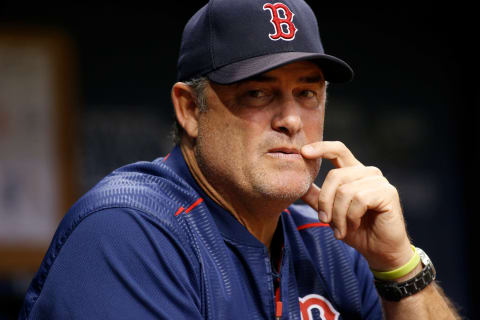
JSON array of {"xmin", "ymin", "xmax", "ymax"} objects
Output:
[{"xmin": 416, "ymin": 247, "xmax": 436, "ymax": 276}]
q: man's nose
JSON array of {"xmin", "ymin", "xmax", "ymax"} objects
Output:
[{"xmin": 271, "ymin": 97, "xmax": 303, "ymax": 136}]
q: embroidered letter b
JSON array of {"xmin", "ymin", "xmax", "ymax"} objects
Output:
[{"xmin": 263, "ymin": 2, "xmax": 298, "ymax": 41}]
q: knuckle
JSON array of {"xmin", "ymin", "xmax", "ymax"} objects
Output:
[
  {"xmin": 367, "ymin": 166, "xmax": 383, "ymax": 176},
  {"xmin": 328, "ymin": 167, "xmax": 341, "ymax": 178},
  {"xmin": 352, "ymin": 191, "xmax": 368, "ymax": 206},
  {"xmin": 325, "ymin": 168, "xmax": 342, "ymax": 184},
  {"xmin": 382, "ymin": 176, "xmax": 392, "ymax": 185},
  {"xmin": 335, "ymin": 141, "xmax": 349, "ymax": 157},
  {"xmin": 333, "ymin": 140, "xmax": 346, "ymax": 150},
  {"xmin": 374, "ymin": 175, "xmax": 389, "ymax": 185},
  {"xmin": 387, "ymin": 184, "xmax": 399, "ymax": 196},
  {"xmin": 337, "ymin": 185, "xmax": 350, "ymax": 198}
]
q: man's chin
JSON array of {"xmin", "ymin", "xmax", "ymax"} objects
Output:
[{"xmin": 252, "ymin": 177, "xmax": 312, "ymax": 202}]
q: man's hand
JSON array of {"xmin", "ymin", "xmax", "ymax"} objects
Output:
[{"xmin": 300, "ymin": 141, "xmax": 413, "ymax": 272}]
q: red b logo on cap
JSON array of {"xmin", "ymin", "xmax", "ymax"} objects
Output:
[{"xmin": 263, "ymin": 2, "xmax": 298, "ymax": 41}]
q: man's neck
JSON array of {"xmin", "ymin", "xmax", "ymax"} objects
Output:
[{"xmin": 180, "ymin": 140, "xmax": 287, "ymax": 250}]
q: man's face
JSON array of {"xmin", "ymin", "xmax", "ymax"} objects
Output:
[{"xmin": 194, "ymin": 61, "xmax": 326, "ymax": 203}]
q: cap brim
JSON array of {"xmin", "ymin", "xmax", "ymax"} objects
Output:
[{"xmin": 207, "ymin": 52, "xmax": 354, "ymax": 84}]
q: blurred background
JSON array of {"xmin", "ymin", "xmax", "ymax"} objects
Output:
[{"xmin": 0, "ymin": 1, "xmax": 477, "ymax": 319}]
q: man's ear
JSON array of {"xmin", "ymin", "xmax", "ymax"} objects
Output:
[{"xmin": 171, "ymin": 82, "xmax": 202, "ymax": 139}]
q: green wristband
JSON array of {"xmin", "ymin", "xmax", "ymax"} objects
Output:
[{"xmin": 371, "ymin": 246, "xmax": 421, "ymax": 281}]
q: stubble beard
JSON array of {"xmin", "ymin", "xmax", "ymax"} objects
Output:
[
  {"xmin": 195, "ymin": 140, "xmax": 321, "ymax": 205},
  {"xmin": 194, "ymin": 120, "xmax": 322, "ymax": 205},
  {"xmin": 247, "ymin": 158, "xmax": 321, "ymax": 202}
]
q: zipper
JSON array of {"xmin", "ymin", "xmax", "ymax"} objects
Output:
[
  {"xmin": 272, "ymin": 246, "xmax": 284, "ymax": 320},
  {"xmin": 272, "ymin": 217, "xmax": 286, "ymax": 320},
  {"xmin": 273, "ymin": 269, "xmax": 282, "ymax": 319}
]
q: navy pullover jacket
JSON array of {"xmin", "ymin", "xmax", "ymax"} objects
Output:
[{"xmin": 19, "ymin": 146, "xmax": 382, "ymax": 319}]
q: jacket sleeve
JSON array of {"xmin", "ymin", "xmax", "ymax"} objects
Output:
[{"xmin": 25, "ymin": 208, "xmax": 203, "ymax": 320}]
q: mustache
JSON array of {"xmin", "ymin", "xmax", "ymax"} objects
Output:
[{"xmin": 259, "ymin": 134, "xmax": 308, "ymax": 153}]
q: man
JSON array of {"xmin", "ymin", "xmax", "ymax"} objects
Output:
[{"xmin": 19, "ymin": 0, "xmax": 459, "ymax": 319}]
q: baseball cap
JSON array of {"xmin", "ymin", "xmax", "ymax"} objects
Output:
[{"xmin": 176, "ymin": 0, "xmax": 354, "ymax": 84}]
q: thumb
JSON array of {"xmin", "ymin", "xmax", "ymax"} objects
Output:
[{"xmin": 301, "ymin": 183, "xmax": 321, "ymax": 212}]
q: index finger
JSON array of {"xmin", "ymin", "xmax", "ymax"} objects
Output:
[{"xmin": 301, "ymin": 141, "xmax": 362, "ymax": 168}]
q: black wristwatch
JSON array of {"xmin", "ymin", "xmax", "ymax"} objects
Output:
[{"xmin": 374, "ymin": 247, "xmax": 436, "ymax": 302}]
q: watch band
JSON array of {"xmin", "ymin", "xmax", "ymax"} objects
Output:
[{"xmin": 374, "ymin": 247, "xmax": 436, "ymax": 302}]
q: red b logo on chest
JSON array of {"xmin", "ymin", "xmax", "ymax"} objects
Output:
[
  {"xmin": 263, "ymin": 2, "xmax": 298, "ymax": 41},
  {"xmin": 299, "ymin": 294, "xmax": 340, "ymax": 320}
]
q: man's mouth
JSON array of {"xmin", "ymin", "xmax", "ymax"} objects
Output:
[{"xmin": 267, "ymin": 147, "xmax": 303, "ymax": 159}]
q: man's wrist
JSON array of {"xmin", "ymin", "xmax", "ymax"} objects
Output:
[
  {"xmin": 366, "ymin": 240, "xmax": 415, "ymax": 272},
  {"xmin": 371, "ymin": 245, "xmax": 421, "ymax": 281},
  {"xmin": 373, "ymin": 247, "xmax": 437, "ymax": 301},
  {"xmin": 392, "ymin": 261, "xmax": 423, "ymax": 282}
]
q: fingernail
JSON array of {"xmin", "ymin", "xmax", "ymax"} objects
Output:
[{"xmin": 318, "ymin": 211, "xmax": 327, "ymax": 223}]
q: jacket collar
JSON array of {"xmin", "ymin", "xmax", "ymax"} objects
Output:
[{"xmin": 163, "ymin": 146, "xmax": 266, "ymax": 248}]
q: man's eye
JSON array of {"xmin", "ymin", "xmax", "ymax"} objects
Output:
[
  {"xmin": 238, "ymin": 89, "xmax": 272, "ymax": 107},
  {"xmin": 248, "ymin": 90, "xmax": 267, "ymax": 98},
  {"xmin": 299, "ymin": 90, "xmax": 315, "ymax": 98}
]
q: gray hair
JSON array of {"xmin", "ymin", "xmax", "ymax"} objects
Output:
[{"xmin": 171, "ymin": 76, "xmax": 209, "ymax": 145}]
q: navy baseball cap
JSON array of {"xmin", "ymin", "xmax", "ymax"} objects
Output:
[{"xmin": 176, "ymin": 0, "xmax": 353, "ymax": 84}]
